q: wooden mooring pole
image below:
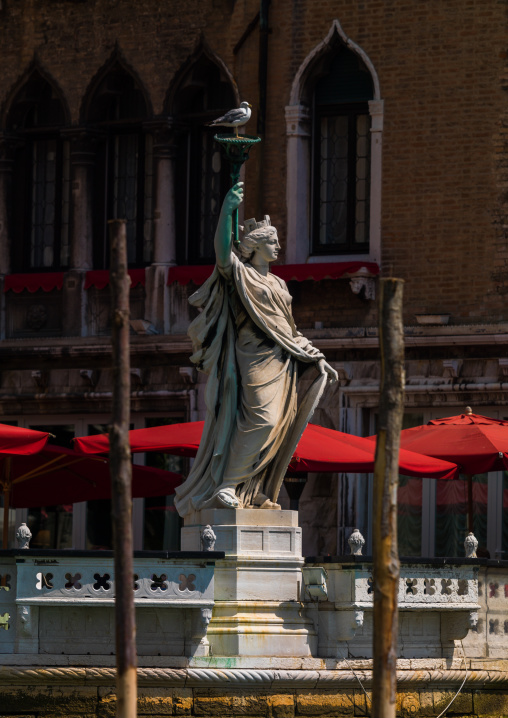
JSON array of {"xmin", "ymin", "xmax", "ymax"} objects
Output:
[
  {"xmin": 372, "ymin": 278, "xmax": 405, "ymax": 718},
  {"xmin": 109, "ymin": 219, "xmax": 137, "ymax": 718}
]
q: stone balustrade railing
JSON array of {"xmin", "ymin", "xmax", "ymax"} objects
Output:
[
  {"xmin": 0, "ymin": 549, "xmax": 223, "ymax": 657},
  {"xmin": 303, "ymin": 556, "xmax": 481, "ymax": 658}
]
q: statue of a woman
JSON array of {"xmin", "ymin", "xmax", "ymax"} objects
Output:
[{"xmin": 174, "ymin": 183, "xmax": 337, "ymax": 517}]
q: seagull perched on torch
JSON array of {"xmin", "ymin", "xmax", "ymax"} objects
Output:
[{"xmin": 208, "ymin": 101, "xmax": 252, "ymax": 136}]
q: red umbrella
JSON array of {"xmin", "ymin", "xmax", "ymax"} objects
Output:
[
  {"xmin": 74, "ymin": 420, "xmax": 458, "ymax": 480},
  {"xmin": 1, "ymin": 444, "xmax": 182, "ymax": 547},
  {"xmin": 396, "ymin": 410, "xmax": 508, "ymax": 475},
  {"xmin": 75, "ymin": 421, "xmax": 204, "ymax": 458},
  {"xmin": 370, "ymin": 407, "xmax": 508, "ymax": 532},
  {"xmin": 0, "ymin": 425, "xmax": 51, "ymax": 455}
]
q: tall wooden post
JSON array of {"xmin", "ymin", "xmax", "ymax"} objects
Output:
[
  {"xmin": 109, "ymin": 219, "xmax": 137, "ymax": 718},
  {"xmin": 372, "ymin": 278, "xmax": 405, "ymax": 718}
]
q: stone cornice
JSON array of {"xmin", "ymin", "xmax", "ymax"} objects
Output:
[
  {"xmin": 0, "ymin": 665, "xmax": 507, "ymax": 687},
  {"xmin": 1, "ymin": 323, "xmax": 508, "ymax": 359}
]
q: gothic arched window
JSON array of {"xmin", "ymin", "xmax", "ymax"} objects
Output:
[
  {"xmin": 311, "ymin": 45, "xmax": 374, "ymax": 255},
  {"xmin": 171, "ymin": 54, "xmax": 236, "ymax": 265},
  {"xmin": 84, "ymin": 64, "xmax": 153, "ymax": 268},
  {"xmin": 7, "ymin": 72, "xmax": 70, "ymax": 271}
]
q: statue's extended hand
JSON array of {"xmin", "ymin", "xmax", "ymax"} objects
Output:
[
  {"xmin": 318, "ymin": 359, "xmax": 338, "ymax": 384},
  {"xmin": 223, "ymin": 182, "xmax": 244, "ymax": 215}
]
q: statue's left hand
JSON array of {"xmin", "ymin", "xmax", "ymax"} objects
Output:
[{"xmin": 318, "ymin": 359, "xmax": 338, "ymax": 384}]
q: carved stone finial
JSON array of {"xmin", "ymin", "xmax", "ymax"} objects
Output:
[
  {"xmin": 349, "ymin": 275, "xmax": 375, "ymax": 301},
  {"xmin": 200, "ymin": 525, "xmax": 216, "ymax": 552},
  {"xmin": 348, "ymin": 528, "xmax": 365, "ymax": 556},
  {"xmin": 464, "ymin": 532, "xmax": 478, "ymax": 558},
  {"xmin": 16, "ymin": 523, "xmax": 32, "ymax": 549}
]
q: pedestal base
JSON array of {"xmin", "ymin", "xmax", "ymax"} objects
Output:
[
  {"xmin": 182, "ymin": 508, "xmax": 302, "ymax": 558},
  {"xmin": 182, "ymin": 509, "xmax": 316, "ymax": 657}
]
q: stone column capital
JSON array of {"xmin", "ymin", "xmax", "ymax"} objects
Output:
[
  {"xmin": 285, "ymin": 104, "xmax": 311, "ymax": 138},
  {"xmin": 61, "ymin": 127, "xmax": 105, "ymax": 164},
  {"xmin": 144, "ymin": 118, "xmax": 187, "ymax": 160}
]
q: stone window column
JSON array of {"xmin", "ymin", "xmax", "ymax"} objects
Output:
[
  {"xmin": 61, "ymin": 129, "xmax": 102, "ymax": 337},
  {"xmin": 284, "ymin": 105, "xmax": 311, "ymax": 265},
  {"xmin": 144, "ymin": 119, "xmax": 182, "ymax": 334},
  {"xmin": 63, "ymin": 129, "xmax": 102, "ymax": 271},
  {"xmin": 149, "ymin": 119, "xmax": 182, "ymax": 267}
]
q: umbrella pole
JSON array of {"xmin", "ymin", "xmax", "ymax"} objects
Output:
[
  {"xmin": 2, "ymin": 486, "xmax": 9, "ymax": 549},
  {"xmin": 372, "ymin": 278, "xmax": 405, "ymax": 718},
  {"xmin": 109, "ymin": 219, "xmax": 137, "ymax": 718},
  {"xmin": 2, "ymin": 457, "xmax": 11, "ymax": 548},
  {"xmin": 466, "ymin": 474, "xmax": 474, "ymax": 534}
]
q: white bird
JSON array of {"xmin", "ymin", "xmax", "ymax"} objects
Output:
[{"xmin": 209, "ymin": 101, "xmax": 252, "ymax": 136}]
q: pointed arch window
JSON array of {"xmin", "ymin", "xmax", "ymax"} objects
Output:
[
  {"xmin": 7, "ymin": 73, "xmax": 70, "ymax": 271},
  {"xmin": 171, "ymin": 55, "xmax": 236, "ymax": 265},
  {"xmin": 311, "ymin": 47, "xmax": 374, "ymax": 255},
  {"xmin": 85, "ymin": 65, "xmax": 153, "ymax": 268}
]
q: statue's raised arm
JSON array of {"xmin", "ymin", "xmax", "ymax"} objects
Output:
[
  {"xmin": 174, "ymin": 182, "xmax": 337, "ymax": 518},
  {"xmin": 214, "ymin": 182, "xmax": 244, "ymax": 269}
]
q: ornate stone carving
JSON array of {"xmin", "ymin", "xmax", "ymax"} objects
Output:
[
  {"xmin": 442, "ymin": 359, "xmax": 462, "ymax": 378},
  {"xmin": 17, "ymin": 605, "xmax": 31, "ymax": 636},
  {"xmin": 349, "ymin": 274, "xmax": 376, "ymax": 301},
  {"xmin": 0, "ymin": 612, "xmax": 10, "ymax": 631},
  {"xmin": 348, "ymin": 528, "xmax": 365, "ymax": 556},
  {"xmin": 200, "ymin": 607, "xmax": 212, "ymax": 627},
  {"xmin": 15, "ymin": 522, "xmax": 31, "ymax": 549},
  {"xmin": 200, "ymin": 525, "xmax": 216, "ymax": 551},
  {"xmin": 464, "ymin": 531, "xmax": 478, "ymax": 558}
]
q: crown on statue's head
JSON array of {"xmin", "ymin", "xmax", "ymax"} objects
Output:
[{"xmin": 243, "ymin": 215, "xmax": 271, "ymax": 234}]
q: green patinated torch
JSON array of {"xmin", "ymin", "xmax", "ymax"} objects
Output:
[{"xmin": 214, "ymin": 133, "xmax": 261, "ymax": 248}]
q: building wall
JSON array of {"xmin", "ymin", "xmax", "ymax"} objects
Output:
[
  {"xmin": 0, "ymin": 0, "xmax": 506, "ymax": 321},
  {"xmin": 0, "ymin": 1, "xmax": 507, "ymax": 557}
]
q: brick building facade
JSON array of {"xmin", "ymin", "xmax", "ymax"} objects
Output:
[{"xmin": 0, "ymin": 0, "xmax": 507, "ymax": 560}]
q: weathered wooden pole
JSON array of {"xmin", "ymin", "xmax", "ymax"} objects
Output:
[
  {"xmin": 109, "ymin": 219, "xmax": 137, "ymax": 718},
  {"xmin": 372, "ymin": 278, "xmax": 405, "ymax": 718}
]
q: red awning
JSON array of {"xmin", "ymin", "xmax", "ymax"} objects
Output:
[
  {"xmin": 4, "ymin": 273, "xmax": 65, "ymax": 293},
  {"xmin": 167, "ymin": 262, "xmax": 379, "ymax": 286},
  {"xmin": 84, "ymin": 269, "xmax": 146, "ymax": 290}
]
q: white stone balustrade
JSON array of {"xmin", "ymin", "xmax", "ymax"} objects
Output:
[
  {"xmin": 0, "ymin": 552, "xmax": 219, "ymax": 658},
  {"xmin": 304, "ymin": 560, "xmax": 480, "ymax": 658}
]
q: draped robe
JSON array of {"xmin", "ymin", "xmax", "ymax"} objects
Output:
[{"xmin": 174, "ymin": 255, "xmax": 328, "ymax": 518}]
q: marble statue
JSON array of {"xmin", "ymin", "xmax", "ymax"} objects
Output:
[{"xmin": 174, "ymin": 183, "xmax": 337, "ymax": 517}]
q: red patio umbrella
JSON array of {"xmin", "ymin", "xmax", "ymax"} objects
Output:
[
  {"xmin": 395, "ymin": 410, "xmax": 508, "ymax": 475},
  {"xmin": 0, "ymin": 424, "xmax": 51, "ymax": 455},
  {"xmin": 74, "ymin": 420, "xmax": 458, "ymax": 480},
  {"xmin": 390, "ymin": 407, "xmax": 508, "ymax": 532},
  {"xmin": 1, "ymin": 443, "xmax": 182, "ymax": 547}
]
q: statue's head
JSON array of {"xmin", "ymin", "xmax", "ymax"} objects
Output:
[{"xmin": 237, "ymin": 215, "xmax": 278, "ymax": 261}]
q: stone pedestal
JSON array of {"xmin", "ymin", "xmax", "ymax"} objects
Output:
[{"xmin": 182, "ymin": 509, "xmax": 316, "ymax": 657}]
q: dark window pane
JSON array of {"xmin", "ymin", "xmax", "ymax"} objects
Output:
[
  {"xmin": 143, "ymin": 417, "xmax": 185, "ymax": 550},
  {"xmin": 30, "ymin": 139, "xmax": 57, "ymax": 267},
  {"xmin": 313, "ymin": 106, "xmax": 370, "ymax": 255},
  {"xmin": 27, "ymin": 424, "xmax": 75, "ymax": 549},
  {"xmin": 398, "ymin": 476, "xmax": 422, "ymax": 557},
  {"xmin": 85, "ymin": 423, "xmax": 111, "ymax": 550},
  {"xmin": 435, "ymin": 474, "xmax": 488, "ymax": 557},
  {"xmin": 112, "ymin": 134, "xmax": 139, "ymax": 264},
  {"xmin": 172, "ymin": 54, "xmax": 235, "ymax": 265},
  {"xmin": 397, "ymin": 414, "xmax": 424, "ymax": 557}
]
